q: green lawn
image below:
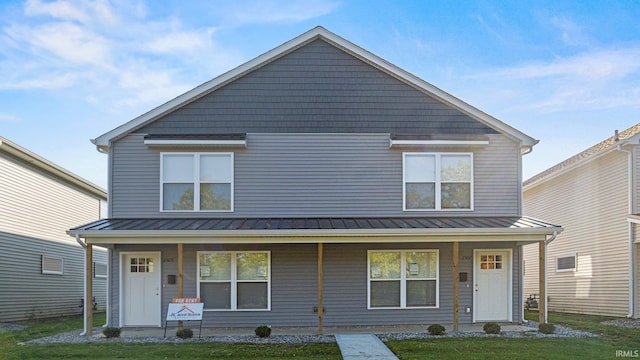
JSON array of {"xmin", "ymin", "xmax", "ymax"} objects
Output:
[
  {"xmin": 385, "ymin": 311, "xmax": 640, "ymax": 359},
  {"xmin": 0, "ymin": 313, "xmax": 341, "ymax": 360},
  {"xmin": 1, "ymin": 311, "xmax": 638, "ymax": 359}
]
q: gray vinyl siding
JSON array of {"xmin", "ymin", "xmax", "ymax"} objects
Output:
[
  {"xmin": 0, "ymin": 150, "xmax": 107, "ymax": 322},
  {"xmin": 523, "ymin": 149, "xmax": 630, "ymax": 317},
  {"xmin": 139, "ymin": 39, "xmax": 498, "ymax": 136},
  {"xmin": 110, "ymin": 133, "xmax": 520, "ymax": 218},
  {"xmin": 109, "ymin": 242, "xmax": 520, "ymax": 327},
  {"xmin": 0, "ymin": 231, "xmax": 107, "ymax": 322}
]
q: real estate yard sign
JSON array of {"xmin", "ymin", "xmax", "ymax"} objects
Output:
[{"xmin": 166, "ymin": 301, "xmax": 204, "ymax": 321}]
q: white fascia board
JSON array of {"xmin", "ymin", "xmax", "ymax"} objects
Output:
[
  {"xmin": 83, "ymin": 233, "xmax": 548, "ymax": 245},
  {"xmin": 143, "ymin": 139, "xmax": 247, "ymax": 147},
  {"xmin": 0, "ymin": 137, "xmax": 107, "ymax": 199},
  {"xmin": 390, "ymin": 139, "xmax": 490, "ymax": 147},
  {"xmin": 69, "ymin": 226, "xmax": 561, "ymax": 240},
  {"xmin": 92, "ymin": 26, "xmax": 537, "ymax": 151}
]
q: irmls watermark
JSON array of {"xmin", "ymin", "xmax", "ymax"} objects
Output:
[{"xmin": 616, "ymin": 350, "xmax": 639, "ymax": 358}]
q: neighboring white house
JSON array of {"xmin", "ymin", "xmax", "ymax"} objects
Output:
[
  {"xmin": 0, "ymin": 137, "xmax": 108, "ymax": 322},
  {"xmin": 523, "ymin": 123, "xmax": 640, "ymax": 318}
]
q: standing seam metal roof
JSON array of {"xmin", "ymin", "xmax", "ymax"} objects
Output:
[{"xmin": 71, "ymin": 216, "xmax": 560, "ymax": 232}]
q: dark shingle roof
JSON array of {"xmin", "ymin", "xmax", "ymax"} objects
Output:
[{"xmin": 524, "ymin": 122, "xmax": 640, "ymax": 187}]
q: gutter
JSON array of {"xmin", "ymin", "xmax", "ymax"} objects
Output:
[
  {"xmin": 76, "ymin": 235, "xmax": 88, "ymax": 336},
  {"xmin": 617, "ymin": 141, "xmax": 636, "ymax": 318},
  {"xmin": 543, "ymin": 231, "xmax": 558, "ymax": 323}
]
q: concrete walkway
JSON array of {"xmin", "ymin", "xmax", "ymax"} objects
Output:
[{"xmin": 335, "ymin": 334, "xmax": 398, "ymax": 360}]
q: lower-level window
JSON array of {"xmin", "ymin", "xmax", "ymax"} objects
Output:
[
  {"xmin": 197, "ymin": 251, "xmax": 270, "ymax": 311},
  {"xmin": 368, "ymin": 250, "xmax": 439, "ymax": 309}
]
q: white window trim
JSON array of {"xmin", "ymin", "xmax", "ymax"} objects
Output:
[
  {"xmin": 42, "ymin": 255, "xmax": 64, "ymax": 275},
  {"xmin": 367, "ymin": 249, "xmax": 439, "ymax": 310},
  {"xmin": 556, "ymin": 254, "xmax": 577, "ymax": 272},
  {"xmin": 93, "ymin": 262, "xmax": 108, "ymax": 279},
  {"xmin": 402, "ymin": 152, "xmax": 474, "ymax": 212},
  {"xmin": 160, "ymin": 152, "xmax": 234, "ymax": 212},
  {"xmin": 197, "ymin": 251, "xmax": 271, "ymax": 312}
]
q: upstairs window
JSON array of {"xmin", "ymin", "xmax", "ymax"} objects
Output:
[
  {"xmin": 403, "ymin": 153, "xmax": 473, "ymax": 211},
  {"xmin": 161, "ymin": 153, "xmax": 233, "ymax": 212}
]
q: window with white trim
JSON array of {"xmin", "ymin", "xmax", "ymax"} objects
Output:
[
  {"xmin": 403, "ymin": 153, "xmax": 473, "ymax": 211},
  {"xmin": 556, "ymin": 254, "xmax": 577, "ymax": 272},
  {"xmin": 198, "ymin": 251, "xmax": 270, "ymax": 311},
  {"xmin": 42, "ymin": 255, "xmax": 63, "ymax": 275},
  {"xmin": 368, "ymin": 250, "xmax": 439, "ymax": 309},
  {"xmin": 161, "ymin": 153, "xmax": 233, "ymax": 211},
  {"xmin": 93, "ymin": 262, "xmax": 108, "ymax": 279}
]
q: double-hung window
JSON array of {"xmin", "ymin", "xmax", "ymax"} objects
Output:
[
  {"xmin": 403, "ymin": 153, "xmax": 473, "ymax": 211},
  {"xmin": 198, "ymin": 251, "xmax": 270, "ymax": 311},
  {"xmin": 368, "ymin": 250, "xmax": 439, "ymax": 309},
  {"xmin": 161, "ymin": 153, "xmax": 233, "ymax": 211}
]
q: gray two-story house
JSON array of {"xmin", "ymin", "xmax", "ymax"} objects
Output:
[{"xmin": 69, "ymin": 27, "xmax": 561, "ymax": 334}]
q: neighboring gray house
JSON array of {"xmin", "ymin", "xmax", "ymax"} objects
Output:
[
  {"xmin": 524, "ymin": 124, "xmax": 640, "ymax": 318},
  {"xmin": 0, "ymin": 137, "xmax": 107, "ymax": 322},
  {"xmin": 69, "ymin": 27, "xmax": 560, "ymax": 333}
]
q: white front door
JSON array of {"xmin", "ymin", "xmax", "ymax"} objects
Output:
[
  {"xmin": 474, "ymin": 250, "xmax": 511, "ymax": 322},
  {"xmin": 122, "ymin": 252, "xmax": 161, "ymax": 326}
]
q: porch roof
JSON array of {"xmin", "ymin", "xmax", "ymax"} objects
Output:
[{"xmin": 69, "ymin": 216, "xmax": 561, "ymax": 243}]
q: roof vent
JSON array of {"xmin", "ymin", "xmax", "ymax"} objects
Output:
[{"xmin": 615, "ymin": 130, "xmax": 620, "ymax": 142}]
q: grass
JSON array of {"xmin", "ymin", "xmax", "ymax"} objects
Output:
[
  {"xmin": 385, "ymin": 311, "xmax": 640, "ymax": 359},
  {"xmin": 1, "ymin": 311, "xmax": 638, "ymax": 359},
  {"xmin": 0, "ymin": 312, "xmax": 341, "ymax": 360}
]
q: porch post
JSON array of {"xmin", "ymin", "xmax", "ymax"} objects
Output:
[
  {"xmin": 539, "ymin": 240, "xmax": 546, "ymax": 323},
  {"xmin": 317, "ymin": 242, "xmax": 324, "ymax": 335},
  {"xmin": 177, "ymin": 243, "xmax": 184, "ymax": 328},
  {"xmin": 85, "ymin": 243, "xmax": 93, "ymax": 336},
  {"xmin": 453, "ymin": 241, "xmax": 459, "ymax": 331},
  {"xmin": 177, "ymin": 243, "xmax": 184, "ymax": 298}
]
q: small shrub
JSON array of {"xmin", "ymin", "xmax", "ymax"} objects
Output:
[
  {"xmin": 176, "ymin": 328, "xmax": 193, "ymax": 339},
  {"xmin": 427, "ymin": 324, "xmax": 446, "ymax": 336},
  {"xmin": 102, "ymin": 327, "xmax": 121, "ymax": 338},
  {"xmin": 483, "ymin": 322, "xmax": 501, "ymax": 334},
  {"xmin": 538, "ymin": 323, "xmax": 556, "ymax": 334},
  {"xmin": 255, "ymin": 324, "xmax": 272, "ymax": 338}
]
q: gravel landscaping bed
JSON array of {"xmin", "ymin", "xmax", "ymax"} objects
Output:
[
  {"xmin": 601, "ymin": 318, "xmax": 640, "ymax": 329},
  {"xmin": 0, "ymin": 323, "xmax": 27, "ymax": 333},
  {"xmin": 19, "ymin": 322, "xmax": 597, "ymax": 345}
]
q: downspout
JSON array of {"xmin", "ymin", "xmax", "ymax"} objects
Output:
[
  {"xmin": 75, "ymin": 235, "xmax": 88, "ymax": 336},
  {"xmin": 544, "ymin": 231, "xmax": 558, "ymax": 323},
  {"xmin": 616, "ymin": 140, "xmax": 635, "ymax": 318}
]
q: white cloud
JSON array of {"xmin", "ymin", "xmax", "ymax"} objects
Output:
[
  {"xmin": 0, "ymin": 113, "xmax": 19, "ymax": 122},
  {"xmin": 223, "ymin": 0, "xmax": 340, "ymax": 24},
  {"xmin": 0, "ymin": 0, "xmax": 241, "ymax": 110},
  {"xmin": 460, "ymin": 46, "xmax": 640, "ymax": 114}
]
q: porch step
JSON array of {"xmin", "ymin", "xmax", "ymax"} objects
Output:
[{"xmin": 335, "ymin": 334, "xmax": 398, "ymax": 360}]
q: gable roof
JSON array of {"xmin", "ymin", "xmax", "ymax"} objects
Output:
[
  {"xmin": 92, "ymin": 26, "xmax": 537, "ymax": 152},
  {"xmin": 0, "ymin": 137, "xmax": 107, "ymax": 199},
  {"xmin": 524, "ymin": 122, "xmax": 640, "ymax": 188}
]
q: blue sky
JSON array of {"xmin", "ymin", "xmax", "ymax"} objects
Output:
[{"xmin": 1, "ymin": 0, "xmax": 639, "ymax": 189}]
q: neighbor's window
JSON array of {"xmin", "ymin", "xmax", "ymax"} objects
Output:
[
  {"xmin": 93, "ymin": 262, "xmax": 108, "ymax": 279},
  {"xmin": 403, "ymin": 153, "xmax": 473, "ymax": 211},
  {"xmin": 368, "ymin": 250, "xmax": 439, "ymax": 309},
  {"xmin": 161, "ymin": 153, "xmax": 233, "ymax": 211},
  {"xmin": 198, "ymin": 251, "xmax": 270, "ymax": 311},
  {"xmin": 42, "ymin": 255, "xmax": 63, "ymax": 275},
  {"xmin": 556, "ymin": 255, "xmax": 577, "ymax": 272}
]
